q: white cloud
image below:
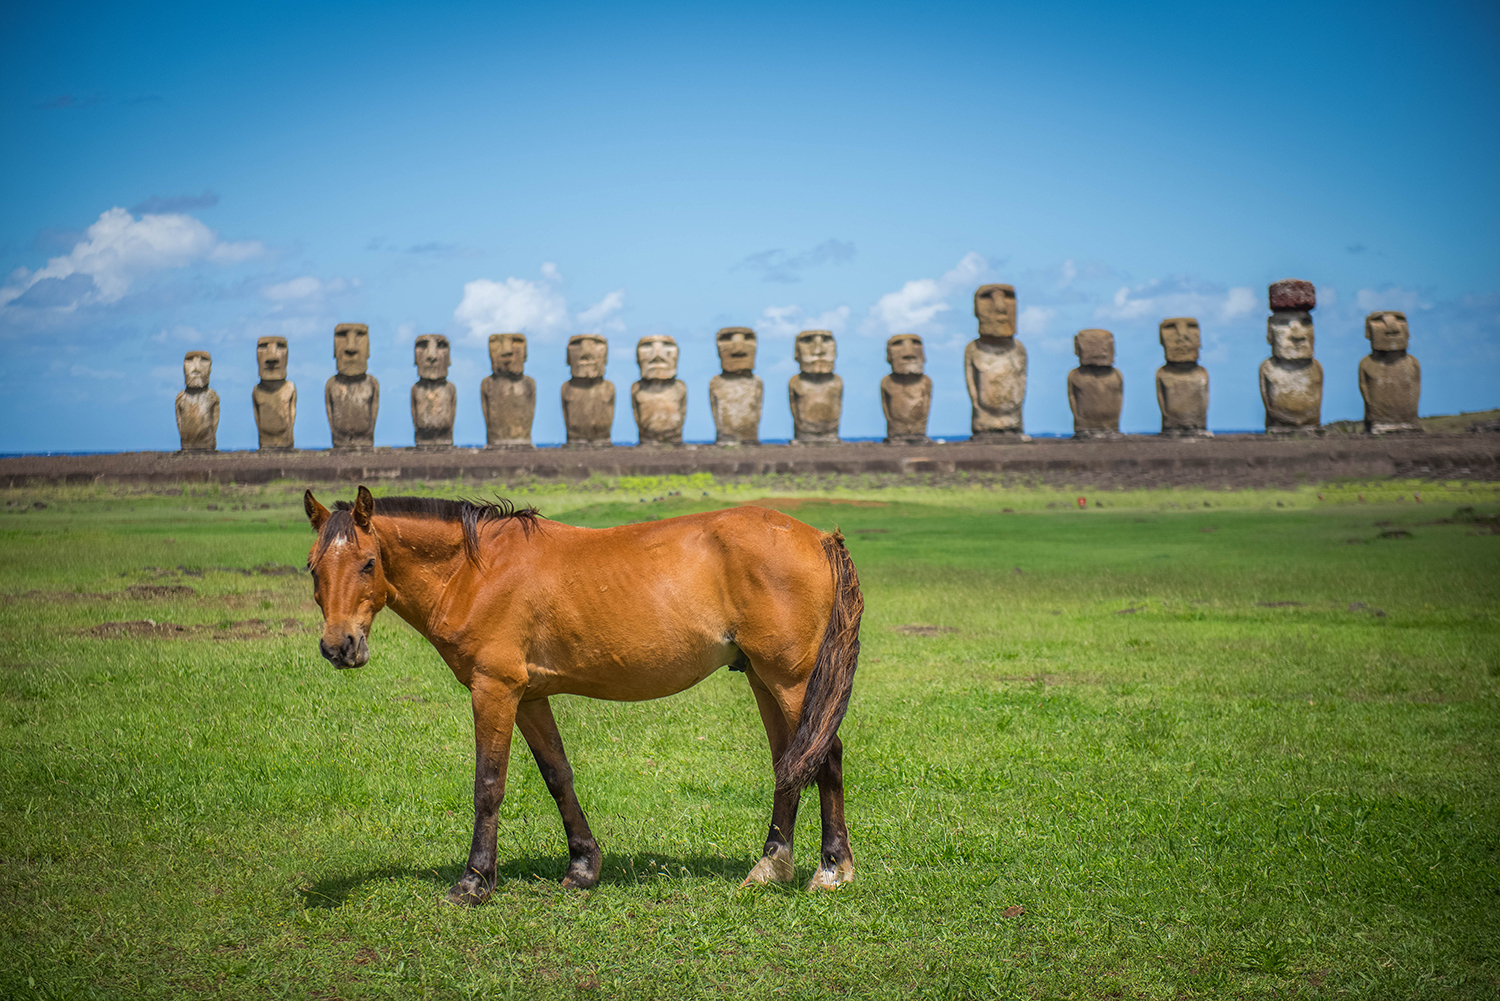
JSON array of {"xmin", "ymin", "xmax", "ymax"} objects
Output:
[
  {"xmin": 1095, "ymin": 278, "xmax": 1257, "ymax": 325},
  {"xmin": 760, "ymin": 303, "xmax": 851, "ymax": 339},
  {"xmin": 0, "ymin": 207, "xmax": 263, "ymax": 310},
  {"xmin": 865, "ymin": 251, "xmax": 988, "ymax": 335},
  {"xmin": 70, "ymin": 364, "xmax": 125, "ymax": 379},
  {"xmin": 261, "ymin": 276, "xmax": 356, "ymax": 302},
  {"xmin": 577, "ymin": 289, "xmax": 626, "ymax": 333},
  {"xmin": 453, "ymin": 265, "xmax": 571, "ymax": 340},
  {"xmin": 1356, "ymin": 286, "xmax": 1426, "ymax": 313},
  {"xmin": 1018, "ymin": 305, "xmax": 1056, "ymax": 336}
]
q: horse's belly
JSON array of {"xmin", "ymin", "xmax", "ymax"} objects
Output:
[{"xmin": 526, "ymin": 640, "xmax": 738, "ymax": 702}]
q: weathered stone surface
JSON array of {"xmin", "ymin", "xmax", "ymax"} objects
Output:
[
  {"xmin": 252, "ymin": 336, "xmax": 296, "ymax": 450},
  {"xmin": 1360, "ymin": 311, "xmax": 1422, "ymax": 433},
  {"xmin": 326, "ymin": 324, "xmax": 379, "ymax": 449},
  {"xmin": 481, "ymin": 333, "xmax": 536, "ymax": 448},
  {"xmin": 881, "ymin": 334, "xmax": 931, "ymax": 444},
  {"xmin": 789, "ymin": 330, "xmax": 841, "ymax": 443},
  {"xmin": 561, "ymin": 334, "xmax": 614, "ymax": 447},
  {"xmin": 631, "ymin": 335, "xmax": 686, "ymax": 445},
  {"xmin": 175, "ymin": 351, "xmax": 218, "ymax": 452},
  {"xmin": 1261, "ymin": 309, "xmax": 1322, "ymax": 432},
  {"xmin": 966, "ymin": 284, "xmax": 1027, "ymax": 439},
  {"xmin": 410, "ymin": 334, "xmax": 455, "ymax": 448},
  {"xmin": 1156, "ymin": 317, "xmax": 1211, "ymax": 437},
  {"xmin": 1269, "ymin": 279, "xmax": 1316, "ymax": 312},
  {"xmin": 710, "ymin": 327, "xmax": 762, "ymax": 445},
  {"xmin": 1067, "ymin": 329, "xmax": 1123, "ymax": 438}
]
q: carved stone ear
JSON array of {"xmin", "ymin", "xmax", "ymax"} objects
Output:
[
  {"xmin": 305, "ymin": 490, "xmax": 330, "ymax": 531},
  {"xmin": 353, "ymin": 485, "xmax": 375, "ymax": 530}
]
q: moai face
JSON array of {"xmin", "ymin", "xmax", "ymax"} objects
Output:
[
  {"xmin": 414, "ymin": 334, "xmax": 450, "ymax": 380},
  {"xmin": 636, "ymin": 335, "xmax": 679, "ymax": 380},
  {"xmin": 1268, "ymin": 313, "xmax": 1315, "ymax": 360},
  {"xmin": 795, "ymin": 330, "xmax": 836, "ymax": 375},
  {"xmin": 183, "ymin": 351, "xmax": 211, "ymax": 389},
  {"xmin": 1159, "ymin": 318, "xmax": 1201, "ymax": 363},
  {"xmin": 256, "ymin": 337, "xmax": 288, "ymax": 380},
  {"xmin": 488, "ymin": 333, "xmax": 527, "ymax": 376},
  {"xmin": 334, "ymin": 323, "xmax": 370, "ymax": 377},
  {"xmin": 887, "ymin": 334, "xmax": 925, "ymax": 375},
  {"xmin": 1366, "ymin": 311, "xmax": 1409, "ymax": 352},
  {"xmin": 974, "ymin": 284, "xmax": 1018, "ymax": 338},
  {"xmin": 1075, "ymin": 329, "xmax": 1115, "ymax": 367},
  {"xmin": 567, "ymin": 335, "xmax": 608, "ymax": 379},
  {"xmin": 716, "ymin": 327, "xmax": 757, "ymax": 373}
]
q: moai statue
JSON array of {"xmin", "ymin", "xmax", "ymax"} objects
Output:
[
  {"xmin": 788, "ymin": 330, "xmax": 842, "ymax": 444},
  {"xmin": 561, "ymin": 334, "xmax": 614, "ymax": 447},
  {"xmin": 709, "ymin": 327, "xmax": 762, "ymax": 445},
  {"xmin": 1259, "ymin": 280, "xmax": 1322, "ymax": 433},
  {"xmin": 881, "ymin": 334, "xmax": 932, "ymax": 445},
  {"xmin": 1067, "ymin": 329, "xmax": 1123, "ymax": 439},
  {"xmin": 252, "ymin": 336, "xmax": 297, "ymax": 450},
  {"xmin": 480, "ymin": 333, "xmax": 536, "ymax": 448},
  {"xmin": 631, "ymin": 335, "xmax": 687, "ymax": 446},
  {"xmin": 411, "ymin": 333, "xmax": 456, "ymax": 448},
  {"xmin": 325, "ymin": 323, "xmax": 379, "ymax": 449},
  {"xmin": 175, "ymin": 350, "xmax": 219, "ymax": 452},
  {"xmin": 965, "ymin": 284, "xmax": 1028, "ymax": 440},
  {"xmin": 1359, "ymin": 311, "xmax": 1422, "ymax": 434},
  {"xmin": 1156, "ymin": 317, "xmax": 1211, "ymax": 438}
]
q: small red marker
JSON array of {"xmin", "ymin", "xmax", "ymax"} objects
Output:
[{"xmin": 1076, "ymin": 496, "xmax": 1086, "ymax": 509}]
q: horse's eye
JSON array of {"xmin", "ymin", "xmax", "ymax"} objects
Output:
[{"xmin": 361, "ymin": 558, "xmax": 376, "ymax": 575}]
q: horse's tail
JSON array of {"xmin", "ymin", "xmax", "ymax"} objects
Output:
[{"xmin": 775, "ymin": 530, "xmax": 863, "ymax": 794}]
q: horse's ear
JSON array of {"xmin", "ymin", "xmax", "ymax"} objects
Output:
[
  {"xmin": 353, "ymin": 485, "xmax": 375, "ymax": 530},
  {"xmin": 304, "ymin": 490, "xmax": 330, "ymax": 532}
]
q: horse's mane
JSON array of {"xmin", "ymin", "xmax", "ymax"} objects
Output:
[{"xmin": 317, "ymin": 495, "xmax": 540, "ymax": 565}]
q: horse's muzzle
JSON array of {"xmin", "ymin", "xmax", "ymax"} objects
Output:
[{"xmin": 320, "ymin": 631, "xmax": 369, "ymax": 669}]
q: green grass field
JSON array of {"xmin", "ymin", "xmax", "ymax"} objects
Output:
[{"xmin": 2, "ymin": 477, "xmax": 1498, "ymax": 999}]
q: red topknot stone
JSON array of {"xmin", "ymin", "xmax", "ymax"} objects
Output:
[{"xmin": 1269, "ymin": 279, "xmax": 1316, "ymax": 311}]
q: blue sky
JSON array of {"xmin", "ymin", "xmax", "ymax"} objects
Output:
[{"xmin": 3, "ymin": 0, "xmax": 1497, "ymax": 450}]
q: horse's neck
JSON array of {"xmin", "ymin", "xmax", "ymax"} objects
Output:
[{"xmin": 374, "ymin": 515, "xmax": 468, "ymax": 631}]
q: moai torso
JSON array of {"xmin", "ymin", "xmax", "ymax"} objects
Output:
[
  {"xmin": 1359, "ymin": 311, "xmax": 1421, "ymax": 433},
  {"xmin": 789, "ymin": 330, "xmax": 841, "ymax": 442},
  {"xmin": 710, "ymin": 327, "xmax": 762, "ymax": 444},
  {"xmin": 326, "ymin": 323, "xmax": 379, "ymax": 448},
  {"xmin": 966, "ymin": 284, "xmax": 1027, "ymax": 437},
  {"xmin": 631, "ymin": 335, "xmax": 687, "ymax": 445},
  {"xmin": 562, "ymin": 335, "xmax": 614, "ymax": 446},
  {"xmin": 1067, "ymin": 329, "xmax": 1123, "ymax": 438},
  {"xmin": 252, "ymin": 337, "xmax": 296, "ymax": 450},
  {"xmin": 1155, "ymin": 317, "xmax": 1210, "ymax": 436},
  {"xmin": 1261, "ymin": 281, "xmax": 1322, "ymax": 432},
  {"xmin": 175, "ymin": 351, "xmax": 218, "ymax": 451},
  {"xmin": 881, "ymin": 334, "xmax": 931, "ymax": 443},
  {"xmin": 481, "ymin": 334, "xmax": 536, "ymax": 447},
  {"xmin": 411, "ymin": 334, "xmax": 455, "ymax": 447}
]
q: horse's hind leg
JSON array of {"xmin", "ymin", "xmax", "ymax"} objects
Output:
[
  {"xmin": 515, "ymin": 697, "xmax": 602, "ymax": 889},
  {"xmin": 805, "ymin": 734, "xmax": 855, "ymax": 891},
  {"xmin": 741, "ymin": 671, "xmax": 799, "ymax": 886}
]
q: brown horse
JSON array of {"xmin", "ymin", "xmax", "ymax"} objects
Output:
[{"xmin": 302, "ymin": 486, "xmax": 862, "ymax": 903}]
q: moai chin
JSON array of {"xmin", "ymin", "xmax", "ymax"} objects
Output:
[
  {"xmin": 411, "ymin": 334, "xmax": 456, "ymax": 449},
  {"xmin": 1359, "ymin": 311, "xmax": 1422, "ymax": 434},
  {"xmin": 561, "ymin": 334, "xmax": 614, "ymax": 447},
  {"xmin": 881, "ymin": 334, "xmax": 932, "ymax": 445},
  {"xmin": 788, "ymin": 330, "xmax": 842, "ymax": 444},
  {"xmin": 1156, "ymin": 317, "xmax": 1212, "ymax": 438},
  {"xmin": 175, "ymin": 350, "xmax": 219, "ymax": 452},
  {"xmin": 1259, "ymin": 280, "xmax": 1322, "ymax": 434},
  {"xmin": 325, "ymin": 323, "xmax": 379, "ymax": 449},
  {"xmin": 480, "ymin": 333, "xmax": 536, "ymax": 448},
  {"xmin": 709, "ymin": 327, "xmax": 762, "ymax": 445},
  {"xmin": 631, "ymin": 334, "xmax": 687, "ymax": 446},
  {"xmin": 252, "ymin": 336, "xmax": 297, "ymax": 450},
  {"xmin": 1067, "ymin": 329, "xmax": 1124, "ymax": 439},
  {"xmin": 965, "ymin": 284, "xmax": 1029, "ymax": 441}
]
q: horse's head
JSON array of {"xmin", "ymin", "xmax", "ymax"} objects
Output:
[{"xmin": 304, "ymin": 485, "xmax": 387, "ymax": 668}]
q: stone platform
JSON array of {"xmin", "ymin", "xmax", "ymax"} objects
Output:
[{"xmin": 3, "ymin": 433, "xmax": 1498, "ymax": 489}]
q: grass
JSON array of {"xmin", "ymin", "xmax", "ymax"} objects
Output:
[{"xmin": 1, "ymin": 477, "xmax": 1498, "ymax": 999}]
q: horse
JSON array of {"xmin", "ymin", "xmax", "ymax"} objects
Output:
[{"xmin": 302, "ymin": 486, "xmax": 863, "ymax": 903}]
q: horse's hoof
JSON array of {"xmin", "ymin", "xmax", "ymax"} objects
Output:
[
  {"xmin": 444, "ymin": 876, "xmax": 492, "ymax": 906},
  {"xmin": 561, "ymin": 863, "xmax": 599, "ymax": 890},
  {"xmin": 805, "ymin": 862, "xmax": 854, "ymax": 892},
  {"xmin": 740, "ymin": 847, "xmax": 796, "ymax": 887}
]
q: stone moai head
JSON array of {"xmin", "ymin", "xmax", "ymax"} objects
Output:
[
  {"xmin": 334, "ymin": 323, "xmax": 371, "ymax": 377},
  {"xmin": 1075, "ymin": 329, "xmax": 1115, "ymax": 367},
  {"xmin": 795, "ymin": 330, "xmax": 837, "ymax": 375},
  {"xmin": 567, "ymin": 335, "xmax": 608, "ymax": 379},
  {"xmin": 183, "ymin": 350, "xmax": 212, "ymax": 389},
  {"xmin": 414, "ymin": 334, "xmax": 451, "ymax": 381},
  {"xmin": 716, "ymin": 327, "xmax": 757, "ymax": 373},
  {"xmin": 1267, "ymin": 279, "xmax": 1316, "ymax": 361},
  {"xmin": 256, "ymin": 336, "xmax": 289, "ymax": 380},
  {"xmin": 974, "ymin": 284, "xmax": 1018, "ymax": 338},
  {"xmin": 1366, "ymin": 311, "xmax": 1410, "ymax": 352},
  {"xmin": 887, "ymin": 334, "xmax": 925, "ymax": 375},
  {"xmin": 1159, "ymin": 318, "xmax": 1202, "ymax": 363},
  {"xmin": 636, "ymin": 335, "xmax": 679, "ymax": 380},
  {"xmin": 488, "ymin": 333, "xmax": 527, "ymax": 376}
]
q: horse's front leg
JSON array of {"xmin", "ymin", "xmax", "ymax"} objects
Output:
[
  {"xmin": 447, "ymin": 673, "xmax": 521, "ymax": 905},
  {"xmin": 515, "ymin": 697, "xmax": 602, "ymax": 889}
]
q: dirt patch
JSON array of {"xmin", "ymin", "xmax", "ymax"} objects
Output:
[
  {"xmin": 87, "ymin": 618, "xmax": 306, "ymax": 640},
  {"xmin": 141, "ymin": 563, "xmax": 301, "ymax": 579},
  {"xmin": 1257, "ymin": 601, "xmax": 1307, "ymax": 608},
  {"xmin": 5, "ymin": 584, "xmax": 196, "ymax": 603},
  {"xmin": 742, "ymin": 497, "xmax": 889, "ymax": 511},
  {"xmin": 894, "ymin": 624, "xmax": 958, "ymax": 637},
  {"xmin": 123, "ymin": 584, "xmax": 197, "ymax": 599}
]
